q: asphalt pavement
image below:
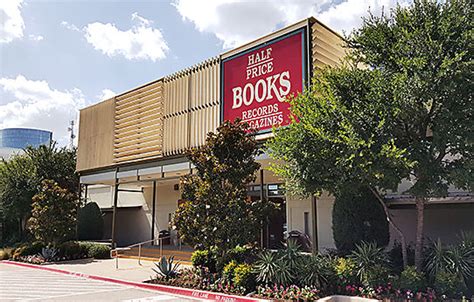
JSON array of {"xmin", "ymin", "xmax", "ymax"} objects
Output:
[{"xmin": 0, "ymin": 262, "xmax": 204, "ymax": 301}]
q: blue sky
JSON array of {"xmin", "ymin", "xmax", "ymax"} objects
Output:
[{"xmin": 0, "ymin": 0, "xmax": 409, "ymax": 145}]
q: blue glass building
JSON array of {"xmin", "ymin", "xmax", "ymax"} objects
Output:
[{"xmin": 0, "ymin": 128, "xmax": 52, "ymax": 159}]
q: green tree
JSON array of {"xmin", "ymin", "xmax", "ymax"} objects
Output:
[
  {"xmin": 173, "ymin": 120, "xmax": 275, "ymax": 254},
  {"xmin": 268, "ymin": 0, "xmax": 472, "ymax": 270},
  {"xmin": 77, "ymin": 202, "xmax": 104, "ymax": 240},
  {"xmin": 0, "ymin": 142, "xmax": 79, "ymax": 241},
  {"xmin": 27, "ymin": 180, "xmax": 80, "ymax": 245},
  {"xmin": 333, "ymin": 186, "xmax": 390, "ymax": 255}
]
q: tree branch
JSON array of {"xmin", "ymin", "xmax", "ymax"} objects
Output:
[{"xmin": 368, "ymin": 185, "xmax": 408, "ymax": 268}]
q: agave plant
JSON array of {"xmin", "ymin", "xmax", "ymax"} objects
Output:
[
  {"xmin": 298, "ymin": 254, "xmax": 333, "ymax": 288},
  {"xmin": 153, "ymin": 256, "xmax": 181, "ymax": 280},
  {"xmin": 349, "ymin": 241, "xmax": 389, "ymax": 286},
  {"xmin": 425, "ymin": 235, "xmax": 474, "ymax": 286},
  {"xmin": 39, "ymin": 247, "xmax": 58, "ymax": 262},
  {"xmin": 279, "ymin": 240, "xmax": 302, "ymax": 271},
  {"xmin": 253, "ymin": 250, "xmax": 293, "ymax": 286}
]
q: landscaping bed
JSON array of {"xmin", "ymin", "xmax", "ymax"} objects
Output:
[
  {"xmin": 146, "ymin": 238, "xmax": 474, "ymax": 301},
  {"xmin": 1, "ymin": 240, "xmax": 111, "ymax": 264}
]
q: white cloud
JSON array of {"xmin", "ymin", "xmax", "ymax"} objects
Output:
[
  {"xmin": 0, "ymin": 0, "xmax": 25, "ymax": 43},
  {"xmin": 28, "ymin": 34, "xmax": 44, "ymax": 41},
  {"xmin": 60, "ymin": 20, "xmax": 80, "ymax": 32},
  {"xmin": 83, "ymin": 13, "xmax": 169, "ymax": 62},
  {"xmin": 97, "ymin": 88, "xmax": 116, "ymax": 101},
  {"xmin": 0, "ymin": 75, "xmax": 86, "ymax": 146},
  {"xmin": 173, "ymin": 0, "xmax": 409, "ymax": 48}
]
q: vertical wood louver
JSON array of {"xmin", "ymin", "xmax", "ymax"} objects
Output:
[
  {"xmin": 114, "ymin": 80, "xmax": 164, "ymax": 163},
  {"xmin": 163, "ymin": 57, "xmax": 220, "ymax": 156}
]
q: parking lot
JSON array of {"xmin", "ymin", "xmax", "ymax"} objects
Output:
[{"xmin": 0, "ymin": 262, "xmax": 203, "ymax": 301}]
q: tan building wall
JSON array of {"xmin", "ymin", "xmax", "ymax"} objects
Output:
[{"xmin": 76, "ymin": 98, "xmax": 115, "ymax": 171}]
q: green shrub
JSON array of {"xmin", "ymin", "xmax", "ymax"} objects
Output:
[
  {"xmin": 13, "ymin": 241, "xmax": 45, "ymax": 258},
  {"xmin": 399, "ymin": 266, "xmax": 426, "ymax": 292},
  {"xmin": 223, "ymin": 260, "xmax": 238, "ymax": 281},
  {"xmin": 389, "ymin": 241, "xmax": 415, "ymax": 274},
  {"xmin": 425, "ymin": 235, "xmax": 474, "ymax": 289},
  {"xmin": 332, "ymin": 187, "xmax": 389, "ymax": 255},
  {"xmin": 299, "ymin": 254, "xmax": 334, "ymax": 288},
  {"xmin": 191, "ymin": 248, "xmax": 217, "ymax": 272},
  {"xmin": 58, "ymin": 241, "xmax": 87, "ymax": 259},
  {"xmin": 334, "ymin": 257, "xmax": 357, "ymax": 284},
  {"xmin": 77, "ymin": 202, "xmax": 104, "ymax": 240},
  {"xmin": 233, "ymin": 263, "xmax": 255, "ymax": 290},
  {"xmin": 85, "ymin": 243, "xmax": 110, "ymax": 259},
  {"xmin": 224, "ymin": 245, "xmax": 256, "ymax": 264},
  {"xmin": 434, "ymin": 271, "xmax": 467, "ymax": 298}
]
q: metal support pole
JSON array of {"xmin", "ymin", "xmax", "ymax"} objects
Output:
[
  {"xmin": 138, "ymin": 244, "xmax": 142, "ymax": 265},
  {"xmin": 311, "ymin": 195, "xmax": 319, "ymax": 254},
  {"xmin": 151, "ymin": 180, "xmax": 156, "ymax": 245},
  {"xmin": 84, "ymin": 184, "xmax": 88, "ymax": 203},
  {"xmin": 260, "ymin": 169, "xmax": 265, "ymax": 249},
  {"xmin": 111, "ymin": 170, "xmax": 119, "ymax": 249}
]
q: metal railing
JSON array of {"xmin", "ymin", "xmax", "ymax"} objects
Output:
[{"xmin": 110, "ymin": 236, "xmax": 181, "ymax": 269}]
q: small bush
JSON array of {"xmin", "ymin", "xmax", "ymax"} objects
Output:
[
  {"xmin": 334, "ymin": 257, "xmax": 357, "ymax": 284},
  {"xmin": 84, "ymin": 243, "xmax": 110, "ymax": 259},
  {"xmin": 191, "ymin": 248, "xmax": 217, "ymax": 272},
  {"xmin": 77, "ymin": 202, "xmax": 104, "ymax": 241},
  {"xmin": 223, "ymin": 260, "xmax": 238, "ymax": 281},
  {"xmin": 399, "ymin": 266, "xmax": 426, "ymax": 292},
  {"xmin": 12, "ymin": 241, "xmax": 45, "ymax": 259},
  {"xmin": 233, "ymin": 263, "xmax": 255, "ymax": 290},
  {"xmin": 57, "ymin": 241, "xmax": 87, "ymax": 259},
  {"xmin": 434, "ymin": 271, "xmax": 467, "ymax": 298},
  {"xmin": 388, "ymin": 241, "xmax": 415, "ymax": 275},
  {"xmin": 225, "ymin": 245, "xmax": 256, "ymax": 264}
]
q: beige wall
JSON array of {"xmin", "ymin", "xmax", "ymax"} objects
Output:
[
  {"xmin": 389, "ymin": 204, "xmax": 474, "ymax": 245},
  {"xmin": 76, "ymin": 98, "xmax": 115, "ymax": 171}
]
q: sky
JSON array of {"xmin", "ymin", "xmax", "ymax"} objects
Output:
[{"xmin": 0, "ymin": 0, "xmax": 410, "ymax": 146}]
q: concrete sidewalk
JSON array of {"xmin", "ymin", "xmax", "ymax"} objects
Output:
[{"xmin": 44, "ymin": 258, "xmax": 181, "ymax": 283}]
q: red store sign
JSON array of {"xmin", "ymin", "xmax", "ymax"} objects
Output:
[{"xmin": 221, "ymin": 29, "xmax": 306, "ymax": 132}]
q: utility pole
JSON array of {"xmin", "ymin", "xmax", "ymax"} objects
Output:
[{"xmin": 67, "ymin": 120, "xmax": 76, "ymax": 149}]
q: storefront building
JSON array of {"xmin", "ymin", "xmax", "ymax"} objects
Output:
[{"xmin": 76, "ymin": 17, "xmax": 473, "ymax": 249}]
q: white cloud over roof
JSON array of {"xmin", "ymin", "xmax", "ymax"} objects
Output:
[
  {"xmin": 173, "ymin": 0, "xmax": 410, "ymax": 49},
  {"xmin": 83, "ymin": 13, "xmax": 169, "ymax": 62},
  {"xmin": 0, "ymin": 0, "xmax": 25, "ymax": 43}
]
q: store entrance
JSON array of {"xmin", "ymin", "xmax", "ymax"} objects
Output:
[{"xmin": 248, "ymin": 183, "xmax": 286, "ymax": 249}]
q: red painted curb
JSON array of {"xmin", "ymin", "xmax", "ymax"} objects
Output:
[{"xmin": 2, "ymin": 260, "xmax": 267, "ymax": 302}]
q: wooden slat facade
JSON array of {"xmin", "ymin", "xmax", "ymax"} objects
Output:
[
  {"xmin": 162, "ymin": 57, "xmax": 220, "ymax": 156},
  {"xmin": 76, "ymin": 98, "xmax": 115, "ymax": 171},
  {"xmin": 311, "ymin": 20, "xmax": 346, "ymax": 69},
  {"xmin": 114, "ymin": 80, "xmax": 164, "ymax": 163}
]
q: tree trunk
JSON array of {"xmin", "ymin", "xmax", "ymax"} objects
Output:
[
  {"xmin": 415, "ymin": 197, "xmax": 425, "ymax": 271},
  {"xmin": 368, "ymin": 186, "xmax": 408, "ymax": 268}
]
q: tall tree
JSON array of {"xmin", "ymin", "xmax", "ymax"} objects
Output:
[
  {"xmin": 173, "ymin": 120, "xmax": 275, "ymax": 253},
  {"xmin": 28, "ymin": 180, "xmax": 79, "ymax": 245},
  {"xmin": 0, "ymin": 142, "xmax": 79, "ymax": 241},
  {"xmin": 268, "ymin": 0, "xmax": 472, "ymax": 270}
]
